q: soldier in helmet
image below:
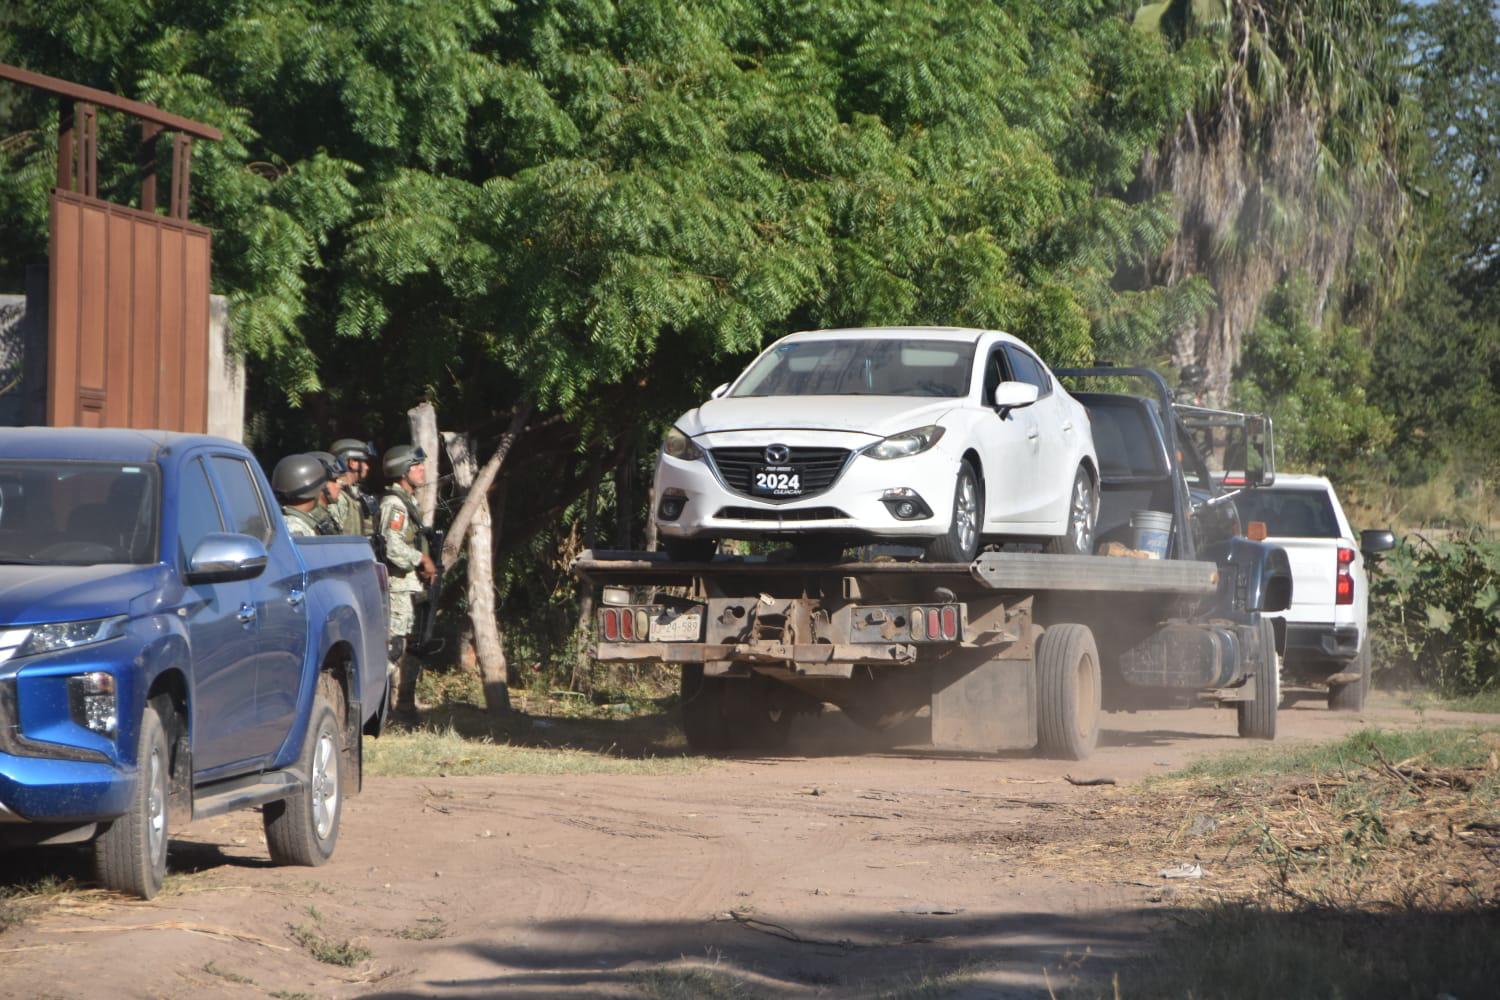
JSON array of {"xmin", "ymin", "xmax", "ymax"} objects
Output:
[
  {"xmin": 308, "ymin": 451, "xmax": 347, "ymax": 536},
  {"xmin": 330, "ymin": 438, "xmax": 377, "ymax": 535},
  {"xmin": 272, "ymin": 454, "xmax": 332, "ymax": 537},
  {"xmin": 380, "ymin": 444, "xmax": 437, "ymax": 718}
]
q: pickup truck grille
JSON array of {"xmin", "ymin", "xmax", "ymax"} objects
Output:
[{"xmin": 709, "ymin": 447, "xmax": 852, "ymax": 501}]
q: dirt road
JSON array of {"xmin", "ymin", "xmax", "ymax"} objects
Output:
[{"xmin": 2, "ymin": 699, "xmax": 1494, "ymax": 999}]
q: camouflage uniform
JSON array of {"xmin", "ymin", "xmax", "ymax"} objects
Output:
[
  {"xmin": 309, "ymin": 500, "xmax": 341, "ymax": 536},
  {"xmin": 332, "ymin": 489, "xmax": 364, "ymax": 535},
  {"xmin": 380, "ymin": 482, "xmax": 428, "ymax": 651},
  {"xmin": 282, "ymin": 506, "xmax": 321, "ymax": 538}
]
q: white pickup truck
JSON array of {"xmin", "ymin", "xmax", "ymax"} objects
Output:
[{"xmin": 1231, "ymin": 474, "xmax": 1394, "ymax": 710}]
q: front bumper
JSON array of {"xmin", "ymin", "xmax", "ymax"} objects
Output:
[
  {"xmin": 654, "ymin": 437, "xmax": 961, "ymax": 541},
  {"xmin": 1283, "ymin": 623, "xmax": 1360, "ymax": 666}
]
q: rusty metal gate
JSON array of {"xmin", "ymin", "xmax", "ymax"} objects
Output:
[{"xmin": 48, "ymin": 190, "xmax": 212, "ymax": 431}]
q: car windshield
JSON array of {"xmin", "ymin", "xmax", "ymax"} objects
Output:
[
  {"xmin": 1232, "ymin": 488, "xmax": 1340, "ymax": 538},
  {"xmin": 730, "ymin": 339, "xmax": 976, "ymax": 398},
  {"xmin": 0, "ymin": 461, "xmax": 160, "ymax": 565}
]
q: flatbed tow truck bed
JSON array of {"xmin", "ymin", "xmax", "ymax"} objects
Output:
[{"xmin": 573, "ymin": 546, "xmax": 1285, "ymax": 761}]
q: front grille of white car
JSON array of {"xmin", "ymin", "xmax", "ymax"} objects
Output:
[
  {"xmin": 716, "ymin": 506, "xmax": 849, "ymax": 521},
  {"xmin": 708, "ymin": 446, "xmax": 852, "ymax": 500}
]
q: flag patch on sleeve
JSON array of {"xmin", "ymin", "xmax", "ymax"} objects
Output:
[{"xmin": 390, "ymin": 510, "xmax": 405, "ymax": 531}]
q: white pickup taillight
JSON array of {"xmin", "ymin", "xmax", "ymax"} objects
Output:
[{"xmin": 1336, "ymin": 547, "xmax": 1355, "ymax": 606}]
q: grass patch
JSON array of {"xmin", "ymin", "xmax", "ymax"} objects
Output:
[
  {"xmin": 365, "ymin": 725, "xmax": 708, "ymax": 777},
  {"xmin": 1161, "ymin": 725, "xmax": 1500, "ymax": 783},
  {"xmin": 288, "ymin": 907, "xmax": 373, "ymax": 968},
  {"xmin": 633, "ymin": 966, "xmax": 763, "ymax": 999},
  {"xmin": 1435, "ymin": 689, "xmax": 1500, "ymax": 714},
  {"xmin": 393, "ymin": 915, "xmax": 448, "ymax": 940},
  {"xmin": 202, "ymin": 961, "xmax": 254, "ymax": 985},
  {"xmin": 869, "ymin": 962, "xmax": 995, "ymax": 999},
  {"xmin": 0, "ymin": 876, "xmax": 80, "ymax": 934}
]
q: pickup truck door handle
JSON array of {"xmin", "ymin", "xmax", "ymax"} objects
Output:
[
  {"xmin": 1062, "ymin": 421, "xmax": 1073, "ymax": 432},
  {"xmin": 1026, "ymin": 427, "xmax": 1040, "ymax": 441},
  {"xmin": 287, "ymin": 588, "xmax": 305, "ymax": 610},
  {"xmin": 236, "ymin": 602, "xmax": 257, "ymax": 626}
]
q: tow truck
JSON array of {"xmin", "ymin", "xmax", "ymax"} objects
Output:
[{"xmin": 573, "ymin": 368, "xmax": 1292, "ymax": 759}]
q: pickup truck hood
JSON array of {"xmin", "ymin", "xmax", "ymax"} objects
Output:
[
  {"xmin": 680, "ymin": 396, "xmax": 958, "ymax": 439},
  {"xmin": 0, "ymin": 564, "xmax": 167, "ymax": 627}
]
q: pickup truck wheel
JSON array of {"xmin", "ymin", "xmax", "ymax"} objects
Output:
[
  {"xmin": 93, "ymin": 702, "xmax": 171, "ymax": 899},
  {"xmin": 1237, "ymin": 619, "xmax": 1280, "ymax": 739},
  {"xmin": 1328, "ymin": 644, "xmax": 1371, "ymax": 712},
  {"xmin": 925, "ymin": 463, "xmax": 981, "ymax": 563},
  {"xmin": 680, "ymin": 665, "xmax": 731, "ymax": 751},
  {"xmin": 1036, "ymin": 624, "xmax": 1101, "ymax": 760},
  {"xmin": 263, "ymin": 695, "xmax": 342, "ymax": 866},
  {"xmin": 664, "ymin": 538, "xmax": 718, "ymax": 562},
  {"xmin": 1044, "ymin": 467, "xmax": 1097, "ymax": 555}
]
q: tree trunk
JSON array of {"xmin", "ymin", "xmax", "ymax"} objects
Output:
[
  {"xmin": 442, "ymin": 430, "xmax": 510, "ymax": 716},
  {"xmin": 644, "ymin": 486, "xmax": 659, "ymax": 551},
  {"xmin": 407, "ymin": 402, "xmax": 440, "ymax": 525},
  {"xmin": 572, "ymin": 464, "xmax": 601, "ymax": 693},
  {"xmin": 441, "ymin": 399, "xmax": 533, "ymax": 569}
]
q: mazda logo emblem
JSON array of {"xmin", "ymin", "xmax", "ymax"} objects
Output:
[{"xmin": 764, "ymin": 444, "xmax": 790, "ymax": 464}]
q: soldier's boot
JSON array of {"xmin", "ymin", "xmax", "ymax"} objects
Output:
[{"xmin": 394, "ymin": 654, "xmax": 423, "ymax": 717}]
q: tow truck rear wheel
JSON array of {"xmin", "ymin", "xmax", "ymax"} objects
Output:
[
  {"xmin": 1036, "ymin": 624, "xmax": 1101, "ymax": 760},
  {"xmin": 1237, "ymin": 619, "xmax": 1280, "ymax": 739},
  {"xmin": 93, "ymin": 700, "xmax": 171, "ymax": 899}
]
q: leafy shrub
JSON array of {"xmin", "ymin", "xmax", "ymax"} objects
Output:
[{"xmin": 1370, "ymin": 532, "xmax": 1500, "ymax": 695}]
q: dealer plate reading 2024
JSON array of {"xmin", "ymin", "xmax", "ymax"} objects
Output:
[{"xmin": 752, "ymin": 465, "xmax": 804, "ymax": 497}]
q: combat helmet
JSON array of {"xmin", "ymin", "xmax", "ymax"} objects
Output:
[
  {"xmin": 309, "ymin": 450, "xmax": 347, "ymax": 478},
  {"xmin": 382, "ymin": 444, "xmax": 426, "ymax": 480},
  {"xmin": 271, "ymin": 453, "xmax": 330, "ymax": 502},
  {"xmin": 330, "ymin": 438, "xmax": 375, "ymax": 464}
]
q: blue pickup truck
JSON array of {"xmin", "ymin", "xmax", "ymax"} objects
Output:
[{"xmin": 0, "ymin": 428, "xmax": 388, "ymax": 898}]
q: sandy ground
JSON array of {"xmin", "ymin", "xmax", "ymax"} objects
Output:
[{"xmin": 2, "ymin": 697, "xmax": 1496, "ymax": 999}]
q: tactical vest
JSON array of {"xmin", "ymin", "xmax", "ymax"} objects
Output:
[
  {"xmin": 310, "ymin": 502, "xmax": 342, "ymax": 536},
  {"xmin": 383, "ymin": 484, "xmax": 429, "ymax": 560}
]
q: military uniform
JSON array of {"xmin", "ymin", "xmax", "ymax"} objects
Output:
[
  {"xmin": 309, "ymin": 500, "xmax": 342, "ymax": 536},
  {"xmin": 380, "ymin": 482, "xmax": 428, "ymax": 648},
  {"xmin": 333, "ymin": 488, "xmax": 364, "ymax": 535},
  {"xmin": 282, "ymin": 506, "xmax": 321, "ymax": 538}
]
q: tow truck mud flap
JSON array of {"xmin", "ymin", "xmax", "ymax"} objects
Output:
[{"xmin": 930, "ymin": 654, "xmax": 1037, "ymax": 751}]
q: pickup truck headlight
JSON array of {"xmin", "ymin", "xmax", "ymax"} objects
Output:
[
  {"xmin": 68, "ymin": 671, "xmax": 117, "ymax": 736},
  {"xmin": 864, "ymin": 425, "xmax": 946, "ymax": 461},
  {"xmin": 5, "ymin": 616, "xmax": 128, "ymax": 661},
  {"xmin": 662, "ymin": 427, "xmax": 704, "ymax": 461}
]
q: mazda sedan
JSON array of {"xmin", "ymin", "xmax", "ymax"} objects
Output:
[{"xmin": 653, "ymin": 327, "xmax": 1099, "ymax": 562}]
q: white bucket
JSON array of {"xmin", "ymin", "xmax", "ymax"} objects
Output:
[{"xmin": 1129, "ymin": 510, "xmax": 1173, "ymax": 559}]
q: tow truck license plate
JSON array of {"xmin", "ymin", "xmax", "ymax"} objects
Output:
[
  {"xmin": 752, "ymin": 465, "xmax": 804, "ymax": 497},
  {"xmin": 649, "ymin": 611, "xmax": 702, "ymax": 642}
]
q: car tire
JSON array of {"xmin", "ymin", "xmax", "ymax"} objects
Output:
[
  {"xmin": 93, "ymin": 700, "xmax": 172, "ymax": 899},
  {"xmin": 263, "ymin": 694, "xmax": 342, "ymax": 866},
  {"xmin": 663, "ymin": 537, "xmax": 718, "ymax": 562},
  {"xmin": 925, "ymin": 462, "xmax": 981, "ymax": 563},
  {"xmin": 1328, "ymin": 643, "xmax": 1371, "ymax": 712},
  {"xmin": 1036, "ymin": 624, "xmax": 1101, "ymax": 760},
  {"xmin": 1044, "ymin": 466, "xmax": 1097, "ymax": 555},
  {"xmin": 1237, "ymin": 618, "xmax": 1279, "ymax": 739}
]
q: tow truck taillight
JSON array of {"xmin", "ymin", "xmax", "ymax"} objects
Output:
[
  {"xmin": 601, "ymin": 608, "xmax": 620, "ymax": 640},
  {"xmin": 1336, "ymin": 547, "xmax": 1355, "ymax": 605}
]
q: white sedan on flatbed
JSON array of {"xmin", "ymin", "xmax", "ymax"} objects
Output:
[{"xmin": 653, "ymin": 327, "xmax": 1099, "ymax": 561}]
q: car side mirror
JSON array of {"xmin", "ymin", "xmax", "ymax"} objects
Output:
[
  {"xmin": 1360, "ymin": 528, "xmax": 1396, "ymax": 556},
  {"xmin": 991, "ymin": 381, "xmax": 1039, "ymax": 417},
  {"xmin": 186, "ymin": 533, "xmax": 268, "ymax": 584},
  {"xmin": 710, "ymin": 383, "xmax": 730, "ymax": 399}
]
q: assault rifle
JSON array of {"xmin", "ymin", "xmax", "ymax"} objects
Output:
[{"xmin": 409, "ymin": 527, "xmax": 445, "ymax": 658}]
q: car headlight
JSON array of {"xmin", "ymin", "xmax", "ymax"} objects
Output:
[
  {"xmin": 864, "ymin": 425, "xmax": 947, "ymax": 461},
  {"xmin": 663, "ymin": 427, "xmax": 704, "ymax": 461},
  {"xmin": 5, "ymin": 616, "xmax": 128, "ymax": 660}
]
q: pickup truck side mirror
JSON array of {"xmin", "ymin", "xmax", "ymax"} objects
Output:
[
  {"xmin": 991, "ymin": 381, "xmax": 1040, "ymax": 417},
  {"xmin": 710, "ymin": 383, "xmax": 730, "ymax": 399},
  {"xmin": 1360, "ymin": 528, "xmax": 1397, "ymax": 556},
  {"xmin": 186, "ymin": 533, "xmax": 269, "ymax": 584}
]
